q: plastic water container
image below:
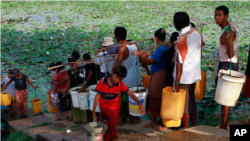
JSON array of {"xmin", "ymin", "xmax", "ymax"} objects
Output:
[
  {"xmin": 89, "ymin": 85, "xmax": 101, "ymax": 112},
  {"xmin": 215, "ymin": 70, "xmax": 246, "ymax": 106},
  {"xmin": 47, "ymin": 92, "xmax": 58, "ymax": 113},
  {"xmin": 142, "ymin": 73, "xmax": 151, "ymax": 89},
  {"xmin": 1, "ymin": 92, "xmax": 11, "ymax": 106},
  {"xmin": 195, "ymin": 71, "xmax": 207, "ymax": 100},
  {"xmin": 31, "ymin": 98, "xmax": 42, "ymax": 113},
  {"xmin": 162, "ymin": 119, "xmax": 181, "ymax": 127},
  {"xmin": 128, "ymin": 87, "xmax": 148, "ymax": 116},
  {"xmin": 70, "ymin": 87, "xmax": 82, "ymax": 108},
  {"xmin": 78, "ymin": 90, "xmax": 90, "ymax": 110},
  {"xmin": 85, "ymin": 122, "xmax": 104, "ymax": 141},
  {"xmin": 160, "ymin": 87, "xmax": 186, "ymax": 120}
]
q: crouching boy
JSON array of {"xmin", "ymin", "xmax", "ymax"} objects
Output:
[{"xmin": 92, "ymin": 65, "xmax": 145, "ymax": 141}]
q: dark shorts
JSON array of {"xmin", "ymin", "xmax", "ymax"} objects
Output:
[
  {"xmin": 179, "ymin": 83, "xmax": 197, "ymax": 114},
  {"xmin": 215, "ymin": 62, "xmax": 239, "ymax": 87}
]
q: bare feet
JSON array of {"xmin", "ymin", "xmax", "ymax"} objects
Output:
[
  {"xmin": 154, "ymin": 126, "xmax": 167, "ymax": 131},
  {"xmin": 144, "ymin": 122, "xmax": 157, "ymax": 128}
]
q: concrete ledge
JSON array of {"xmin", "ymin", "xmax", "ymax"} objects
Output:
[{"xmin": 183, "ymin": 125, "xmax": 229, "ymax": 138}]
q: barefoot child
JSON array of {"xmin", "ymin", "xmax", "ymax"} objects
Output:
[
  {"xmin": 92, "ymin": 65, "xmax": 145, "ymax": 141},
  {"xmin": 1, "ymin": 70, "xmax": 15, "ymax": 116},
  {"xmin": 4, "ymin": 67, "xmax": 36, "ymax": 116}
]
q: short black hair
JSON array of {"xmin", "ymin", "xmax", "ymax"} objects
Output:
[
  {"xmin": 114, "ymin": 27, "xmax": 127, "ymax": 40},
  {"xmin": 49, "ymin": 62, "xmax": 56, "ymax": 71},
  {"xmin": 155, "ymin": 28, "xmax": 166, "ymax": 41},
  {"xmin": 190, "ymin": 22, "xmax": 196, "ymax": 28},
  {"xmin": 174, "ymin": 12, "xmax": 190, "ymax": 31},
  {"xmin": 8, "ymin": 69, "xmax": 14, "ymax": 74},
  {"xmin": 55, "ymin": 61, "xmax": 65, "ymax": 72},
  {"xmin": 83, "ymin": 53, "xmax": 91, "ymax": 60},
  {"xmin": 113, "ymin": 65, "xmax": 127, "ymax": 78},
  {"xmin": 215, "ymin": 5, "xmax": 229, "ymax": 15},
  {"xmin": 170, "ymin": 32, "xmax": 179, "ymax": 43},
  {"xmin": 71, "ymin": 50, "xmax": 80, "ymax": 61},
  {"xmin": 67, "ymin": 56, "xmax": 75, "ymax": 62}
]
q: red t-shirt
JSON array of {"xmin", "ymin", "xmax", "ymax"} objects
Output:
[
  {"xmin": 95, "ymin": 76, "xmax": 129, "ymax": 110},
  {"xmin": 54, "ymin": 71, "xmax": 67, "ymax": 90}
]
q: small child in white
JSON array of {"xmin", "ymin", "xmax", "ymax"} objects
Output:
[{"xmin": 1, "ymin": 70, "xmax": 15, "ymax": 116}]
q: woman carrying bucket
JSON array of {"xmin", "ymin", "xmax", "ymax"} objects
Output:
[
  {"xmin": 4, "ymin": 67, "xmax": 36, "ymax": 116},
  {"xmin": 132, "ymin": 28, "xmax": 171, "ymax": 131},
  {"xmin": 64, "ymin": 54, "xmax": 85, "ymax": 124},
  {"xmin": 54, "ymin": 61, "xmax": 71, "ymax": 121}
]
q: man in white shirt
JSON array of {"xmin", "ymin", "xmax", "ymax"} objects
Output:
[
  {"xmin": 174, "ymin": 12, "xmax": 203, "ymax": 128},
  {"xmin": 1, "ymin": 70, "xmax": 15, "ymax": 116},
  {"xmin": 215, "ymin": 5, "xmax": 238, "ymax": 130}
]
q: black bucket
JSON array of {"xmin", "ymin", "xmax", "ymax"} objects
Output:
[{"xmin": 58, "ymin": 94, "xmax": 71, "ymax": 111}]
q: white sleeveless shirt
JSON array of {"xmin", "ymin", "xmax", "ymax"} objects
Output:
[
  {"xmin": 219, "ymin": 25, "xmax": 238, "ymax": 63},
  {"xmin": 121, "ymin": 44, "xmax": 140, "ymax": 87}
]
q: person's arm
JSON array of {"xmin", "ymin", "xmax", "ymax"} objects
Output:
[
  {"xmin": 64, "ymin": 74, "xmax": 71, "ymax": 97},
  {"xmin": 174, "ymin": 61, "xmax": 183, "ymax": 92},
  {"xmin": 132, "ymin": 51, "xmax": 156, "ymax": 65},
  {"xmin": 79, "ymin": 71, "xmax": 93, "ymax": 92},
  {"xmin": 127, "ymin": 90, "xmax": 145, "ymax": 115},
  {"xmin": 4, "ymin": 80, "xmax": 13, "ymax": 89},
  {"xmin": 92, "ymin": 93, "xmax": 101, "ymax": 119},
  {"xmin": 135, "ymin": 43, "xmax": 151, "ymax": 75},
  {"xmin": 226, "ymin": 28, "xmax": 236, "ymax": 58},
  {"xmin": 111, "ymin": 45, "xmax": 126, "ymax": 74},
  {"xmin": 26, "ymin": 77, "xmax": 36, "ymax": 90}
]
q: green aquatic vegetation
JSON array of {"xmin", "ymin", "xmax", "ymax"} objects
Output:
[{"xmin": 1, "ymin": 1, "xmax": 250, "ymax": 125}]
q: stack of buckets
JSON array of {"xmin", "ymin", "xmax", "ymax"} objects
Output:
[{"xmin": 160, "ymin": 87, "xmax": 186, "ymax": 127}]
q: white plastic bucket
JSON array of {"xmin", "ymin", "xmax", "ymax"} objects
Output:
[
  {"xmin": 70, "ymin": 87, "xmax": 81, "ymax": 108},
  {"xmin": 78, "ymin": 90, "xmax": 90, "ymax": 110},
  {"xmin": 215, "ymin": 70, "xmax": 246, "ymax": 106},
  {"xmin": 89, "ymin": 85, "xmax": 101, "ymax": 112},
  {"xmin": 85, "ymin": 122, "xmax": 104, "ymax": 141},
  {"xmin": 128, "ymin": 87, "xmax": 148, "ymax": 116},
  {"xmin": 213, "ymin": 55, "xmax": 220, "ymax": 80}
]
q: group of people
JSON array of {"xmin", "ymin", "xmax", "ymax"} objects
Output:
[{"xmin": 2, "ymin": 5, "xmax": 250, "ymax": 141}]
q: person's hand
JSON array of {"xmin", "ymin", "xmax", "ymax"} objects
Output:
[
  {"xmin": 78, "ymin": 87, "xmax": 85, "ymax": 92},
  {"xmin": 174, "ymin": 84, "xmax": 180, "ymax": 92},
  {"xmin": 34, "ymin": 87, "xmax": 37, "ymax": 90},
  {"xmin": 131, "ymin": 51, "xmax": 141, "ymax": 56},
  {"xmin": 146, "ymin": 70, "xmax": 151, "ymax": 76},
  {"xmin": 142, "ymin": 51, "xmax": 150, "ymax": 58},
  {"xmin": 138, "ymin": 103, "xmax": 145, "ymax": 115},
  {"xmin": 92, "ymin": 111, "xmax": 97, "ymax": 119},
  {"xmin": 4, "ymin": 86, "xmax": 7, "ymax": 90},
  {"xmin": 63, "ymin": 91, "xmax": 67, "ymax": 97}
]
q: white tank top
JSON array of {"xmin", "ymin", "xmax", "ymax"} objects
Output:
[
  {"xmin": 121, "ymin": 44, "xmax": 140, "ymax": 87},
  {"xmin": 219, "ymin": 25, "xmax": 238, "ymax": 63}
]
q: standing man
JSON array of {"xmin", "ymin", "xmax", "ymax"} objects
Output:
[
  {"xmin": 112, "ymin": 27, "xmax": 149, "ymax": 125},
  {"xmin": 214, "ymin": 5, "xmax": 238, "ymax": 130},
  {"xmin": 173, "ymin": 12, "xmax": 203, "ymax": 128}
]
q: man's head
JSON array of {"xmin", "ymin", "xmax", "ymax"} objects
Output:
[
  {"xmin": 173, "ymin": 12, "xmax": 190, "ymax": 31},
  {"xmin": 114, "ymin": 27, "xmax": 127, "ymax": 42},
  {"xmin": 71, "ymin": 50, "xmax": 80, "ymax": 61},
  {"xmin": 8, "ymin": 69, "xmax": 14, "ymax": 78},
  {"xmin": 82, "ymin": 53, "xmax": 91, "ymax": 61},
  {"xmin": 215, "ymin": 5, "xmax": 229, "ymax": 25},
  {"xmin": 111, "ymin": 65, "xmax": 127, "ymax": 84},
  {"xmin": 13, "ymin": 67, "xmax": 20, "ymax": 77}
]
